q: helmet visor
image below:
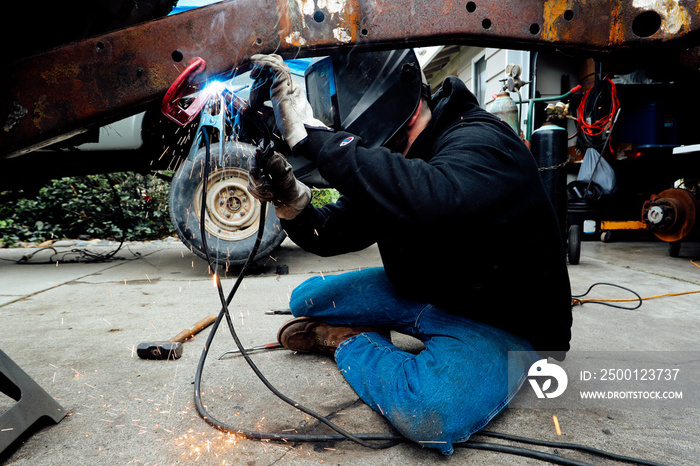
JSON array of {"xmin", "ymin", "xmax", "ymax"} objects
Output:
[{"xmin": 305, "ymin": 49, "xmax": 423, "ymax": 148}]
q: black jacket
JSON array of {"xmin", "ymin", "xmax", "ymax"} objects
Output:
[{"xmin": 282, "ymin": 76, "xmax": 572, "ymax": 357}]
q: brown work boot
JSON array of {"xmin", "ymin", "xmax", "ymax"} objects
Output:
[{"xmin": 277, "ymin": 317, "xmax": 389, "ymax": 355}]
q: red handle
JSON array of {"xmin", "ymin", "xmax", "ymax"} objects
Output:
[
  {"xmin": 569, "ymin": 84, "xmax": 582, "ymax": 94},
  {"xmin": 161, "ymin": 57, "xmax": 208, "ymax": 126}
]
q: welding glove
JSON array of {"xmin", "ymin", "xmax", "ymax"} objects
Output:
[
  {"xmin": 248, "ymin": 140, "xmax": 311, "ymax": 220},
  {"xmin": 250, "ymin": 54, "xmax": 329, "ymax": 151}
]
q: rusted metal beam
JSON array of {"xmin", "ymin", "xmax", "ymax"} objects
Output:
[{"xmin": 2, "ymin": 0, "xmax": 700, "ymax": 157}]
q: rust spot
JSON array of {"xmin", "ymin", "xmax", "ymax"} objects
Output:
[
  {"xmin": 41, "ymin": 62, "xmax": 81, "ymax": 86},
  {"xmin": 277, "ymin": 0, "xmax": 360, "ymax": 49},
  {"xmin": 609, "ymin": 0, "xmax": 625, "ymax": 45},
  {"xmin": 541, "ymin": 0, "xmax": 572, "ymax": 42},
  {"xmin": 277, "ymin": 0, "xmax": 303, "ymax": 49},
  {"xmin": 33, "ymin": 94, "xmax": 73, "ymax": 132}
]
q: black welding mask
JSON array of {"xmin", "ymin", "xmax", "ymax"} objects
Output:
[{"xmin": 304, "ymin": 49, "xmax": 425, "ymax": 149}]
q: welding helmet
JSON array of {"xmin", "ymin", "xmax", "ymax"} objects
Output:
[{"xmin": 304, "ymin": 49, "xmax": 427, "ymax": 149}]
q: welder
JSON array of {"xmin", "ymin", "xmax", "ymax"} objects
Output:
[{"xmin": 247, "ymin": 49, "xmax": 572, "ymax": 455}]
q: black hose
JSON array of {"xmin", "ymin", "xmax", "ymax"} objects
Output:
[
  {"xmin": 477, "ymin": 431, "xmax": 667, "ymax": 466},
  {"xmin": 192, "ymin": 128, "xmax": 400, "ymax": 449},
  {"xmin": 572, "ymin": 282, "xmax": 643, "ymax": 310}
]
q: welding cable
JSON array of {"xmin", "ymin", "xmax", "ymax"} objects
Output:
[
  {"xmin": 190, "ymin": 124, "xmax": 666, "ymax": 465},
  {"xmin": 572, "ymin": 281, "xmax": 700, "ymax": 310},
  {"xmin": 456, "ymin": 442, "xmax": 590, "ymax": 465},
  {"xmin": 575, "ymin": 288, "xmax": 700, "ymax": 308},
  {"xmin": 475, "ymin": 431, "xmax": 667, "ymax": 466},
  {"xmin": 571, "ymin": 282, "xmax": 643, "ymax": 310},
  {"xmin": 192, "ymin": 128, "xmax": 401, "ymax": 449}
]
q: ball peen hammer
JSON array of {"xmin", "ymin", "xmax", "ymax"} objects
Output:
[{"xmin": 137, "ymin": 314, "xmax": 217, "ymax": 360}]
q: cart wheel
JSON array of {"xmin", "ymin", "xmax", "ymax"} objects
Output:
[
  {"xmin": 568, "ymin": 225, "xmax": 581, "ymax": 265},
  {"xmin": 668, "ymin": 241, "xmax": 681, "ymax": 258},
  {"xmin": 601, "ymin": 231, "xmax": 613, "ymax": 243}
]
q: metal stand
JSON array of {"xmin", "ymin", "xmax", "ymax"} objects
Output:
[{"xmin": 0, "ymin": 349, "xmax": 65, "ymax": 455}]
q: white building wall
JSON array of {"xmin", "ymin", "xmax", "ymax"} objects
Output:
[
  {"xmin": 422, "ymin": 46, "xmax": 586, "ymax": 147},
  {"xmin": 424, "ymin": 46, "xmax": 532, "ymax": 136}
]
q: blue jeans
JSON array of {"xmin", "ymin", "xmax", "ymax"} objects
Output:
[{"xmin": 289, "ymin": 267, "xmax": 538, "ymax": 455}]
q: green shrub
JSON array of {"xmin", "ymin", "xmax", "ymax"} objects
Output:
[
  {"xmin": 311, "ymin": 188, "xmax": 340, "ymax": 207},
  {"xmin": 1, "ymin": 176, "xmax": 341, "ymax": 248},
  {"xmin": 0, "ymin": 172, "xmax": 172, "ymax": 246}
]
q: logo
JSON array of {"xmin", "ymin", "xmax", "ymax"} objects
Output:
[
  {"xmin": 339, "ymin": 137, "xmax": 354, "ymax": 147},
  {"xmin": 527, "ymin": 359, "xmax": 568, "ymax": 399}
]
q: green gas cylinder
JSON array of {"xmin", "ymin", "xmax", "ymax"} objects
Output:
[{"xmin": 488, "ymin": 92, "xmax": 519, "ymax": 135}]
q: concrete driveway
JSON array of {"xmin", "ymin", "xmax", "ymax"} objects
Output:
[{"xmin": 1, "ymin": 237, "xmax": 699, "ymax": 465}]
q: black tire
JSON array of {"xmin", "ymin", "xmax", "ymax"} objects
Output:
[
  {"xmin": 567, "ymin": 224, "xmax": 581, "ymax": 265},
  {"xmin": 169, "ymin": 140, "xmax": 286, "ymax": 267}
]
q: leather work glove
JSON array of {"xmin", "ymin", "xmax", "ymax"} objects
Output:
[
  {"xmin": 250, "ymin": 54, "xmax": 329, "ymax": 150},
  {"xmin": 248, "ymin": 141, "xmax": 311, "ymax": 220}
]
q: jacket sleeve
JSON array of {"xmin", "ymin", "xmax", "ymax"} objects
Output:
[
  {"xmin": 280, "ymin": 195, "xmax": 378, "ymax": 257},
  {"xmin": 302, "ymin": 119, "xmax": 533, "ymax": 228}
]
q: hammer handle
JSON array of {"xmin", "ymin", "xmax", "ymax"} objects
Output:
[{"xmin": 168, "ymin": 314, "xmax": 217, "ymax": 342}]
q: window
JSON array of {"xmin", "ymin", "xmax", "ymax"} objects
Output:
[{"xmin": 474, "ymin": 56, "xmax": 487, "ymax": 108}]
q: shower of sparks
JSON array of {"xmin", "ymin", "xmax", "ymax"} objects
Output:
[{"xmin": 175, "ymin": 430, "xmax": 242, "ymax": 461}]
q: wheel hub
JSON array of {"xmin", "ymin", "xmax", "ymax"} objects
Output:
[
  {"xmin": 642, "ymin": 188, "xmax": 699, "ymax": 242},
  {"xmin": 195, "ymin": 167, "xmax": 261, "ymax": 241}
]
